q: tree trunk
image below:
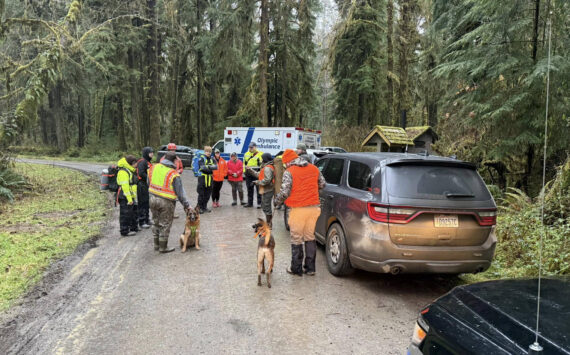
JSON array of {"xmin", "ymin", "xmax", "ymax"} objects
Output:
[
  {"xmin": 386, "ymin": 0, "xmax": 394, "ymax": 125},
  {"xmin": 117, "ymin": 95, "xmax": 127, "ymax": 151},
  {"xmin": 77, "ymin": 94, "xmax": 85, "ymax": 148},
  {"xmin": 523, "ymin": 145, "xmax": 534, "ymax": 194},
  {"xmin": 146, "ymin": 0, "xmax": 160, "ymax": 147},
  {"xmin": 128, "ymin": 48, "xmax": 142, "ymax": 148},
  {"xmin": 259, "ymin": 0, "xmax": 269, "ymax": 127},
  {"xmin": 196, "ymin": 0, "xmax": 204, "ymax": 146},
  {"xmin": 397, "ymin": 0, "xmax": 411, "ymax": 128},
  {"xmin": 532, "ymin": 0, "xmax": 540, "ymax": 62},
  {"xmin": 170, "ymin": 49, "xmax": 180, "ymax": 142},
  {"xmin": 49, "ymin": 81, "xmax": 67, "ymax": 152},
  {"xmin": 357, "ymin": 93, "xmax": 364, "ymax": 126}
]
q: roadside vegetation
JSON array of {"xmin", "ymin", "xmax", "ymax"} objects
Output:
[
  {"xmin": 0, "ymin": 163, "xmax": 109, "ymax": 311},
  {"xmin": 463, "ymin": 158, "xmax": 570, "ymax": 282}
]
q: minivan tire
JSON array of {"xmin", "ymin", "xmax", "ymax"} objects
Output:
[{"xmin": 326, "ymin": 223, "xmax": 354, "ymax": 276}]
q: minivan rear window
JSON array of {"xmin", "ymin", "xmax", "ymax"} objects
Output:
[{"xmin": 386, "ymin": 165, "xmax": 491, "ymax": 201}]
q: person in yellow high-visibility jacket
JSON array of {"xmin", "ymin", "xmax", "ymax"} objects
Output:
[
  {"xmin": 117, "ymin": 155, "xmax": 139, "ymax": 236},
  {"xmin": 149, "ymin": 152, "xmax": 192, "ymax": 253},
  {"xmin": 243, "ymin": 142, "xmax": 263, "ymax": 208}
]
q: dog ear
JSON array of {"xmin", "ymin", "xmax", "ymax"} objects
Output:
[{"xmin": 257, "ymin": 218, "xmax": 265, "ymax": 225}]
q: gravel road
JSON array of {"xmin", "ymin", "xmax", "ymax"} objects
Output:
[{"xmin": 1, "ymin": 159, "xmax": 457, "ymax": 354}]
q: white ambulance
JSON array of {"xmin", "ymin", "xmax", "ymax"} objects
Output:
[{"xmin": 212, "ymin": 127, "xmax": 322, "ymax": 159}]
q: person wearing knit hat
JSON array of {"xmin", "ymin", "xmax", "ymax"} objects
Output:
[
  {"xmin": 116, "ymin": 154, "xmax": 140, "ymax": 236},
  {"xmin": 274, "ymin": 149, "xmax": 326, "ymax": 276}
]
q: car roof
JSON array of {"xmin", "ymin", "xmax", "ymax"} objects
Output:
[
  {"xmin": 320, "ymin": 152, "xmax": 465, "ymax": 165},
  {"xmin": 431, "ymin": 278, "xmax": 570, "ymax": 352}
]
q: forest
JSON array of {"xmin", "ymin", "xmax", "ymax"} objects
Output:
[{"xmin": 0, "ymin": 0, "xmax": 568, "ymax": 197}]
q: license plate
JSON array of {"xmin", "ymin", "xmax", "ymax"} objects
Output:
[{"xmin": 434, "ymin": 215, "xmax": 459, "ymax": 228}]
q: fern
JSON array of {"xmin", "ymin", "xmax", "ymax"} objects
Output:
[{"xmin": 499, "ymin": 187, "xmax": 533, "ymax": 213}]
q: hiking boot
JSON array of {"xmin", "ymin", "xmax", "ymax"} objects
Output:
[
  {"xmin": 288, "ymin": 245, "xmax": 304, "ymax": 276},
  {"xmin": 241, "ymin": 201, "xmax": 248, "ymax": 206},
  {"xmin": 286, "ymin": 266, "xmax": 303, "ymax": 276},
  {"xmin": 158, "ymin": 239, "xmax": 175, "ymax": 253},
  {"xmin": 154, "ymin": 237, "xmax": 159, "ymax": 251},
  {"xmin": 173, "ymin": 214, "xmax": 180, "ymax": 219},
  {"xmin": 140, "ymin": 224, "xmax": 151, "ymax": 229},
  {"xmin": 126, "ymin": 231, "xmax": 136, "ymax": 236},
  {"xmin": 257, "ymin": 206, "xmax": 261, "ymax": 209},
  {"xmin": 243, "ymin": 204, "xmax": 253, "ymax": 208},
  {"xmin": 232, "ymin": 201, "xmax": 237, "ymax": 206}
]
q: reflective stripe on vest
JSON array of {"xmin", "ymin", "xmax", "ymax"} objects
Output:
[
  {"xmin": 259, "ymin": 165, "xmax": 275, "ymax": 184},
  {"xmin": 201, "ymin": 156, "xmax": 216, "ymax": 187},
  {"xmin": 285, "ymin": 165, "xmax": 320, "ymax": 208},
  {"xmin": 148, "ymin": 164, "xmax": 179, "ymax": 200}
]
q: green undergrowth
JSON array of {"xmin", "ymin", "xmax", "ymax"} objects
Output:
[
  {"xmin": 0, "ymin": 163, "xmax": 110, "ymax": 311},
  {"xmin": 462, "ymin": 159, "xmax": 570, "ymax": 283}
]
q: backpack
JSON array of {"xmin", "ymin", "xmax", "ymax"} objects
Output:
[{"xmin": 100, "ymin": 165, "xmax": 120, "ymax": 192}]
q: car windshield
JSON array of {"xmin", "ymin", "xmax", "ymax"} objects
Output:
[{"xmin": 386, "ymin": 164, "xmax": 492, "ymax": 201}]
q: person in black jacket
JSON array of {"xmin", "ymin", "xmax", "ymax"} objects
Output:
[
  {"xmin": 136, "ymin": 147, "xmax": 154, "ymax": 228},
  {"xmin": 197, "ymin": 146, "xmax": 218, "ymax": 213}
]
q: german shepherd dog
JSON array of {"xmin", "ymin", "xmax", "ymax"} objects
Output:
[
  {"xmin": 180, "ymin": 205, "xmax": 200, "ymax": 252},
  {"xmin": 253, "ymin": 218, "xmax": 275, "ymax": 288}
]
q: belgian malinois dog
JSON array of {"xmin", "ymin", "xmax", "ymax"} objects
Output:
[
  {"xmin": 253, "ymin": 218, "xmax": 275, "ymax": 288},
  {"xmin": 180, "ymin": 205, "xmax": 200, "ymax": 252}
]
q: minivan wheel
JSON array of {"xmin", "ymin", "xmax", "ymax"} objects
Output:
[{"xmin": 326, "ymin": 223, "xmax": 354, "ymax": 276}]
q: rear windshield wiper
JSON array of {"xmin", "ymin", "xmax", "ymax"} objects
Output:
[{"xmin": 445, "ymin": 192, "xmax": 475, "ymax": 198}]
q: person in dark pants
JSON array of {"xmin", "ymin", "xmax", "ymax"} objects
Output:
[
  {"xmin": 197, "ymin": 146, "xmax": 217, "ymax": 213},
  {"xmin": 243, "ymin": 142, "xmax": 263, "ymax": 208},
  {"xmin": 211, "ymin": 149, "xmax": 227, "ymax": 208},
  {"xmin": 136, "ymin": 147, "xmax": 154, "ymax": 228},
  {"xmin": 117, "ymin": 155, "xmax": 139, "ymax": 236}
]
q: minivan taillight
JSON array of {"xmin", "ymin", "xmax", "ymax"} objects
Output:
[
  {"xmin": 477, "ymin": 210, "xmax": 497, "ymax": 226},
  {"xmin": 367, "ymin": 203, "xmax": 416, "ymax": 224}
]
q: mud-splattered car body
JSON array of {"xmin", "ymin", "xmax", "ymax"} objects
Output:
[{"xmin": 313, "ymin": 153, "xmax": 497, "ymax": 276}]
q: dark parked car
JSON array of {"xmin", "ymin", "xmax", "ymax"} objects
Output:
[
  {"xmin": 314, "ymin": 153, "xmax": 497, "ymax": 276},
  {"xmin": 408, "ymin": 278, "xmax": 570, "ymax": 355},
  {"xmin": 156, "ymin": 145, "xmax": 196, "ymax": 168}
]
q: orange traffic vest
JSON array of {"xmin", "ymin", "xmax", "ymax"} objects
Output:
[
  {"xmin": 285, "ymin": 165, "xmax": 320, "ymax": 208},
  {"xmin": 259, "ymin": 164, "xmax": 275, "ymax": 184},
  {"xmin": 148, "ymin": 163, "xmax": 179, "ymax": 200}
]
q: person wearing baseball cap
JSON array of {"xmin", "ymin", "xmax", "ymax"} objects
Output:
[
  {"xmin": 243, "ymin": 142, "xmax": 263, "ymax": 208},
  {"xmin": 274, "ymin": 149, "xmax": 326, "ymax": 276},
  {"xmin": 295, "ymin": 143, "xmax": 314, "ymax": 164}
]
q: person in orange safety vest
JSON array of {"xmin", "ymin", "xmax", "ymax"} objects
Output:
[{"xmin": 273, "ymin": 149, "xmax": 326, "ymax": 276}]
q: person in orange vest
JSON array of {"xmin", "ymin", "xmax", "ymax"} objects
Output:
[
  {"xmin": 160, "ymin": 143, "xmax": 184, "ymax": 174},
  {"xmin": 149, "ymin": 151, "xmax": 192, "ymax": 253},
  {"xmin": 253, "ymin": 153, "xmax": 275, "ymax": 227},
  {"xmin": 274, "ymin": 149, "xmax": 326, "ymax": 276},
  {"xmin": 211, "ymin": 149, "xmax": 228, "ymax": 208}
]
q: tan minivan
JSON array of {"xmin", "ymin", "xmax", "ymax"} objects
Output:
[{"xmin": 313, "ymin": 153, "xmax": 497, "ymax": 276}]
